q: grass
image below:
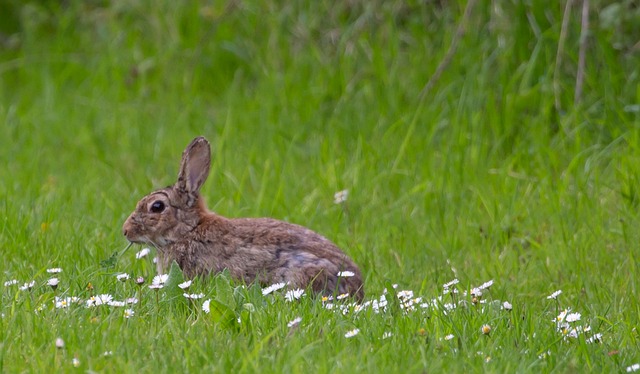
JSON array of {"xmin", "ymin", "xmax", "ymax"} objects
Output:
[{"xmin": 1, "ymin": 0, "xmax": 640, "ymax": 372}]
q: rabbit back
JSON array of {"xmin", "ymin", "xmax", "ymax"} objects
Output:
[{"xmin": 169, "ymin": 214, "xmax": 364, "ymax": 299}]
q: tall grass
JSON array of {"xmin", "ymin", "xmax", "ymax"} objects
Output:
[{"xmin": 1, "ymin": 0, "xmax": 639, "ymax": 372}]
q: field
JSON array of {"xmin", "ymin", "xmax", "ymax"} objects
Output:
[{"xmin": 1, "ymin": 0, "xmax": 640, "ymax": 372}]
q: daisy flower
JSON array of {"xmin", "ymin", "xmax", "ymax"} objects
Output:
[
  {"xmin": 397, "ymin": 290, "xmax": 414, "ymax": 300},
  {"xmin": 202, "ymin": 299, "xmax": 211, "ymax": 314},
  {"xmin": 444, "ymin": 334, "xmax": 455, "ymax": 341},
  {"xmin": 481, "ymin": 324, "xmax": 491, "ymax": 335},
  {"xmin": 87, "ymin": 294, "xmax": 113, "ymax": 307},
  {"xmin": 55, "ymin": 338, "xmax": 65, "ymax": 349},
  {"xmin": 556, "ymin": 308, "xmax": 570, "ymax": 325},
  {"xmin": 107, "ymin": 300, "xmax": 126, "ymax": 307},
  {"xmin": 502, "ymin": 301, "xmax": 513, "ymax": 311},
  {"xmin": 19, "ymin": 281, "xmax": 36, "ymax": 291},
  {"xmin": 183, "ymin": 293, "xmax": 205, "ymax": 300},
  {"xmin": 287, "ymin": 317, "xmax": 302, "ymax": 328},
  {"xmin": 135, "ymin": 248, "xmax": 151, "ymax": 259},
  {"xmin": 4, "ymin": 279, "xmax": 18, "ymax": 287},
  {"xmin": 336, "ymin": 293, "xmax": 349, "ymax": 300},
  {"xmin": 178, "ymin": 280, "xmax": 192, "ymax": 289},
  {"xmin": 334, "ymin": 189, "xmax": 348, "ymax": 204},
  {"xmin": 95, "ymin": 294, "xmax": 113, "ymax": 306},
  {"xmin": 116, "ymin": 273, "xmax": 130, "ymax": 281},
  {"xmin": 565, "ymin": 312, "xmax": 581, "ymax": 323},
  {"xmin": 443, "ymin": 279, "xmax": 459, "ymax": 288},
  {"xmin": 47, "ymin": 278, "xmax": 59, "ymax": 289},
  {"xmin": 628, "ymin": 364, "xmax": 640, "ymax": 373},
  {"xmin": 55, "ymin": 297, "xmax": 73, "ymax": 309},
  {"xmin": 546, "ymin": 290, "xmax": 562, "ymax": 300},
  {"xmin": 72, "ymin": 357, "xmax": 80, "ymax": 367},
  {"xmin": 478, "ymin": 280, "xmax": 494, "ymax": 290},
  {"xmin": 47, "ymin": 268, "xmax": 63, "ymax": 274},
  {"xmin": 337, "ymin": 271, "xmax": 355, "ymax": 277},
  {"xmin": 151, "ymin": 274, "xmax": 168, "ymax": 287},
  {"xmin": 382, "ymin": 332, "xmax": 393, "ymax": 339},
  {"xmin": 344, "ymin": 328, "xmax": 360, "ymax": 338},
  {"xmin": 262, "ymin": 282, "xmax": 287, "ymax": 296},
  {"xmin": 124, "ymin": 309, "xmax": 135, "ymax": 318},
  {"xmin": 284, "ymin": 289, "xmax": 305, "ymax": 302},
  {"xmin": 586, "ymin": 333, "xmax": 602, "ymax": 344}
]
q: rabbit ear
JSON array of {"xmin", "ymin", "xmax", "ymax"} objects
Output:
[{"xmin": 176, "ymin": 136, "xmax": 211, "ymax": 206}]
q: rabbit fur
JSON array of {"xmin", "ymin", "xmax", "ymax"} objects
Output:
[{"xmin": 123, "ymin": 137, "xmax": 364, "ymax": 300}]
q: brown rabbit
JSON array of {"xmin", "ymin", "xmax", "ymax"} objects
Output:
[{"xmin": 123, "ymin": 137, "xmax": 364, "ymax": 300}]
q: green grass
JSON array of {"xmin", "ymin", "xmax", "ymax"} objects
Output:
[{"xmin": 1, "ymin": 0, "xmax": 640, "ymax": 372}]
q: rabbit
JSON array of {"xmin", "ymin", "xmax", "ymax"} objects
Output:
[{"xmin": 123, "ymin": 136, "xmax": 364, "ymax": 300}]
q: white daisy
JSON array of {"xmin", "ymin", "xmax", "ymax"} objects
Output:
[
  {"xmin": 135, "ymin": 248, "xmax": 151, "ymax": 259},
  {"xmin": 72, "ymin": 358, "xmax": 80, "ymax": 367},
  {"xmin": 47, "ymin": 278, "xmax": 59, "ymax": 287},
  {"xmin": 287, "ymin": 317, "xmax": 302, "ymax": 328},
  {"xmin": 178, "ymin": 280, "xmax": 192, "ymax": 289},
  {"xmin": 502, "ymin": 301, "xmax": 513, "ymax": 311},
  {"xmin": 397, "ymin": 290, "xmax": 414, "ymax": 300},
  {"xmin": 151, "ymin": 274, "xmax": 168, "ymax": 286},
  {"xmin": 481, "ymin": 324, "xmax": 491, "ymax": 335},
  {"xmin": 262, "ymin": 282, "xmax": 287, "ymax": 296},
  {"xmin": 556, "ymin": 309, "xmax": 570, "ymax": 323},
  {"xmin": 628, "ymin": 364, "xmax": 640, "ymax": 373},
  {"xmin": 334, "ymin": 189, "xmax": 349, "ymax": 204},
  {"xmin": 478, "ymin": 280, "xmax": 494, "ymax": 289},
  {"xmin": 586, "ymin": 333, "xmax": 602, "ymax": 344},
  {"xmin": 86, "ymin": 294, "xmax": 113, "ymax": 307},
  {"xmin": 444, "ymin": 334, "xmax": 455, "ymax": 340},
  {"xmin": 565, "ymin": 312, "xmax": 581, "ymax": 323},
  {"xmin": 124, "ymin": 309, "xmax": 135, "ymax": 318},
  {"xmin": 116, "ymin": 273, "xmax": 130, "ymax": 281},
  {"xmin": 202, "ymin": 299, "xmax": 211, "ymax": 314},
  {"xmin": 126, "ymin": 297, "xmax": 139, "ymax": 304},
  {"xmin": 443, "ymin": 279, "xmax": 459, "ymax": 288},
  {"xmin": 4, "ymin": 279, "xmax": 18, "ymax": 287},
  {"xmin": 344, "ymin": 328, "xmax": 360, "ymax": 338},
  {"xmin": 55, "ymin": 338, "xmax": 64, "ymax": 349},
  {"xmin": 19, "ymin": 281, "xmax": 36, "ymax": 291},
  {"xmin": 337, "ymin": 271, "xmax": 355, "ymax": 277},
  {"xmin": 55, "ymin": 297, "xmax": 70, "ymax": 309},
  {"xmin": 107, "ymin": 300, "xmax": 126, "ymax": 307},
  {"xmin": 382, "ymin": 332, "xmax": 393, "ymax": 339},
  {"xmin": 336, "ymin": 293, "xmax": 349, "ymax": 300},
  {"xmin": 324, "ymin": 303, "xmax": 335, "ymax": 310},
  {"xmin": 183, "ymin": 293, "xmax": 205, "ymax": 299},
  {"xmin": 547, "ymin": 290, "xmax": 562, "ymax": 300},
  {"xmin": 47, "ymin": 268, "xmax": 63, "ymax": 274},
  {"xmin": 285, "ymin": 289, "xmax": 305, "ymax": 302}
]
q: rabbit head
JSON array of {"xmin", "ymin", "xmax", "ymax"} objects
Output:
[{"xmin": 122, "ymin": 137, "xmax": 211, "ymax": 249}]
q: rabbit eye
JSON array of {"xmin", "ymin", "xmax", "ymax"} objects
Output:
[{"xmin": 150, "ymin": 201, "xmax": 165, "ymax": 213}]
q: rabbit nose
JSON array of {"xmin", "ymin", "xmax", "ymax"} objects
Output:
[{"xmin": 123, "ymin": 228, "xmax": 128, "ymax": 236}]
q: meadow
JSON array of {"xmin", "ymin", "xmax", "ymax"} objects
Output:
[{"xmin": 1, "ymin": 0, "xmax": 640, "ymax": 372}]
